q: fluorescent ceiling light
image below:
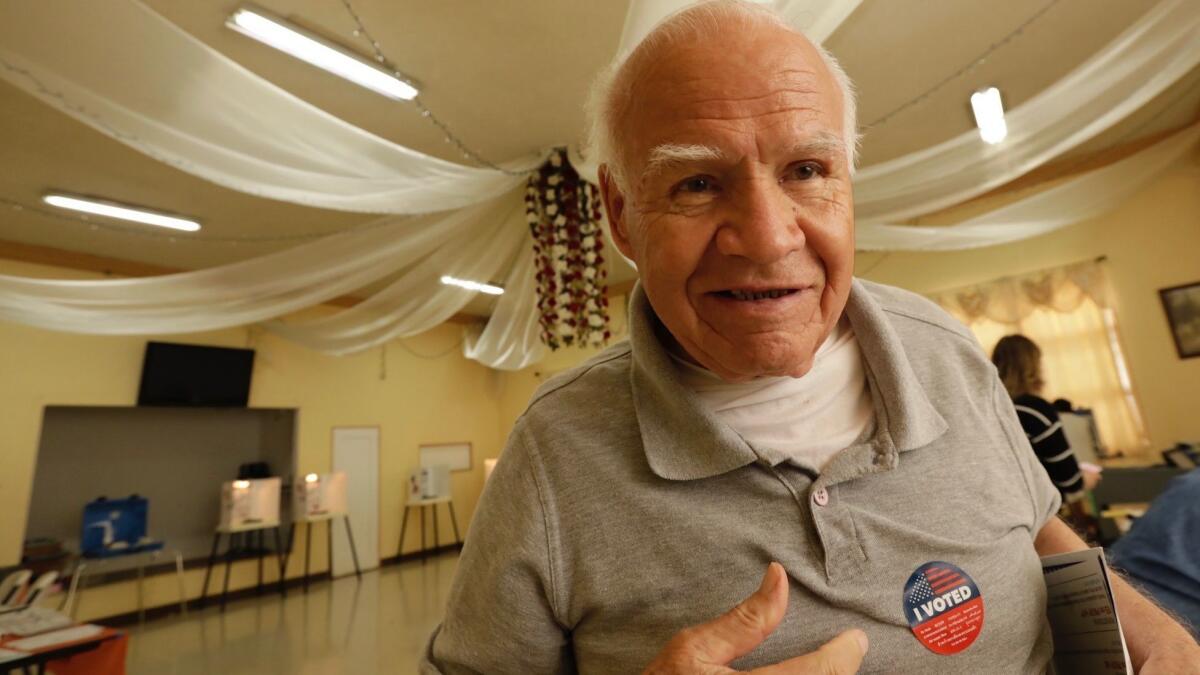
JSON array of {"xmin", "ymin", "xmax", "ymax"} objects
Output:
[
  {"xmin": 227, "ymin": 6, "xmax": 419, "ymax": 101},
  {"xmin": 440, "ymin": 275, "xmax": 504, "ymax": 296},
  {"xmin": 970, "ymin": 87, "xmax": 1007, "ymax": 145},
  {"xmin": 43, "ymin": 194, "xmax": 201, "ymax": 232}
]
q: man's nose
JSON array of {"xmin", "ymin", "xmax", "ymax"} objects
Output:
[{"xmin": 714, "ymin": 178, "xmax": 804, "ymax": 264}]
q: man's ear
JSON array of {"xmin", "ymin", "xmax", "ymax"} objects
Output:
[{"xmin": 598, "ymin": 164, "xmax": 637, "ymax": 263}]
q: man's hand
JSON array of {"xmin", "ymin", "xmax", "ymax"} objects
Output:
[{"xmin": 644, "ymin": 562, "xmax": 868, "ymax": 674}]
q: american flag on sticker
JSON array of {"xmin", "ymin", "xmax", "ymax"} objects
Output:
[
  {"xmin": 905, "ymin": 563, "xmax": 967, "ymax": 603},
  {"xmin": 925, "ymin": 564, "xmax": 966, "ymax": 593}
]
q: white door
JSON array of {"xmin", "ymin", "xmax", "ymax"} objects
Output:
[{"xmin": 332, "ymin": 427, "xmax": 381, "ymax": 576}]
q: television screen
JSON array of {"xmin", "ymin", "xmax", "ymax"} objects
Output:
[{"xmin": 137, "ymin": 342, "xmax": 255, "ymax": 407}]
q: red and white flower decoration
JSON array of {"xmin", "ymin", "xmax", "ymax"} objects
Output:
[{"xmin": 526, "ymin": 149, "xmax": 610, "ymax": 349}]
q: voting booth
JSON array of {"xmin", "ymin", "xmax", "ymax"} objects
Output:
[
  {"xmin": 218, "ymin": 477, "xmax": 281, "ymax": 530},
  {"xmin": 293, "ymin": 471, "xmax": 348, "ymax": 519}
]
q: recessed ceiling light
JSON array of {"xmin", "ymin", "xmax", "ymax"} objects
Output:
[
  {"xmin": 970, "ymin": 87, "xmax": 1007, "ymax": 145},
  {"xmin": 227, "ymin": 5, "xmax": 419, "ymax": 101},
  {"xmin": 440, "ymin": 275, "xmax": 504, "ymax": 296},
  {"xmin": 43, "ymin": 193, "xmax": 201, "ymax": 232}
]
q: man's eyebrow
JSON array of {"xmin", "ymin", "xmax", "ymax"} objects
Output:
[
  {"xmin": 642, "ymin": 134, "xmax": 846, "ymax": 178},
  {"xmin": 643, "ymin": 144, "xmax": 727, "ymax": 178},
  {"xmin": 784, "ymin": 133, "xmax": 846, "ymax": 160}
]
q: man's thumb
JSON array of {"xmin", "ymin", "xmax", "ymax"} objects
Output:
[
  {"xmin": 770, "ymin": 629, "xmax": 869, "ymax": 675},
  {"xmin": 690, "ymin": 562, "xmax": 789, "ymax": 664}
]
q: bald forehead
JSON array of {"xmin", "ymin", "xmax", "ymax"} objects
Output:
[
  {"xmin": 647, "ymin": 67, "xmax": 829, "ymax": 124},
  {"xmin": 615, "ymin": 23, "xmax": 844, "ymax": 169}
]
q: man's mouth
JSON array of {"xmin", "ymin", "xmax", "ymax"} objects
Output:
[{"xmin": 713, "ymin": 288, "xmax": 801, "ymax": 301}]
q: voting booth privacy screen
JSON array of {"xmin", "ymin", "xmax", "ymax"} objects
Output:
[
  {"xmin": 294, "ymin": 472, "xmax": 348, "ymax": 519},
  {"xmin": 219, "ymin": 477, "xmax": 281, "ymax": 530},
  {"xmin": 409, "ymin": 466, "xmax": 451, "ymax": 500}
]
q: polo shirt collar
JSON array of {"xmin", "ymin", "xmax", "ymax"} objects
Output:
[{"xmin": 628, "ymin": 279, "xmax": 948, "ymax": 482}]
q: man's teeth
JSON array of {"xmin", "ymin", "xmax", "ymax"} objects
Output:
[{"xmin": 729, "ymin": 289, "xmax": 791, "ymax": 301}]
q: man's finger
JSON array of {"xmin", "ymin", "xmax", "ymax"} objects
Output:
[
  {"xmin": 684, "ymin": 562, "xmax": 789, "ymax": 664},
  {"xmin": 753, "ymin": 629, "xmax": 869, "ymax": 675}
]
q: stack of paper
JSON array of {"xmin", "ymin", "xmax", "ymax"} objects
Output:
[
  {"xmin": 1042, "ymin": 547, "xmax": 1133, "ymax": 675},
  {"xmin": 7, "ymin": 624, "xmax": 103, "ymax": 651}
]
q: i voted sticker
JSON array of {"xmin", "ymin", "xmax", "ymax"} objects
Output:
[{"xmin": 902, "ymin": 561, "xmax": 984, "ymax": 655}]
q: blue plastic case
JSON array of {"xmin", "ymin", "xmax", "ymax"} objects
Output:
[{"xmin": 80, "ymin": 495, "xmax": 164, "ymax": 558}]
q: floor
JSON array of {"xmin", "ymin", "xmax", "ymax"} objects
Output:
[{"xmin": 124, "ymin": 552, "xmax": 458, "ymax": 675}]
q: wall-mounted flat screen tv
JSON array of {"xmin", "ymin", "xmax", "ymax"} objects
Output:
[{"xmin": 137, "ymin": 342, "xmax": 255, "ymax": 407}]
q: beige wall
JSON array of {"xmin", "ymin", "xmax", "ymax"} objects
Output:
[
  {"xmin": 855, "ymin": 159, "xmax": 1200, "ymax": 452},
  {"xmin": 0, "ymin": 260, "xmax": 507, "ymax": 620}
]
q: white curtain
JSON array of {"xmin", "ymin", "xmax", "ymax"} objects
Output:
[
  {"xmin": 0, "ymin": 0, "xmax": 545, "ymax": 215},
  {"xmin": 856, "ymin": 123, "xmax": 1200, "ymax": 251},
  {"xmin": 854, "ymin": 0, "xmax": 1200, "ymax": 224},
  {"xmin": 266, "ymin": 200, "xmax": 526, "ymax": 354},
  {"xmin": 931, "ymin": 261, "xmax": 1112, "ymax": 326},
  {"xmin": 0, "ymin": 198, "xmax": 504, "ymax": 334},
  {"xmin": 462, "ymin": 244, "xmax": 548, "ymax": 371}
]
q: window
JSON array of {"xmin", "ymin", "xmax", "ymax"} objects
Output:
[{"xmin": 931, "ymin": 261, "xmax": 1148, "ymax": 455}]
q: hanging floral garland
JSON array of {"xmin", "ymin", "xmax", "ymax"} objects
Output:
[{"xmin": 525, "ymin": 148, "xmax": 610, "ymax": 350}]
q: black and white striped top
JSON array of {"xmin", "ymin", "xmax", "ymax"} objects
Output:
[{"xmin": 1013, "ymin": 394, "xmax": 1085, "ymax": 502}]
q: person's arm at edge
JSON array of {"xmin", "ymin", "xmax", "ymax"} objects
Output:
[{"xmin": 1033, "ymin": 517, "xmax": 1200, "ymax": 673}]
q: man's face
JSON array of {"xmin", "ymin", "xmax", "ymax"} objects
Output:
[{"xmin": 601, "ymin": 26, "xmax": 855, "ymax": 382}]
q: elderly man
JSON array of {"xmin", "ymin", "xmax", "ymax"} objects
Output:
[{"xmin": 423, "ymin": 2, "xmax": 1199, "ymax": 673}]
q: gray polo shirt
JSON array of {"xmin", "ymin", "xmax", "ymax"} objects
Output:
[{"xmin": 423, "ymin": 279, "xmax": 1061, "ymax": 674}]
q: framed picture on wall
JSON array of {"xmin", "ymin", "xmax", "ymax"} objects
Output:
[
  {"xmin": 419, "ymin": 442, "xmax": 473, "ymax": 473},
  {"xmin": 1159, "ymin": 281, "xmax": 1200, "ymax": 359}
]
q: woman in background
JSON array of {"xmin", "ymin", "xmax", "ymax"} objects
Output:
[{"xmin": 992, "ymin": 335, "xmax": 1101, "ymax": 529}]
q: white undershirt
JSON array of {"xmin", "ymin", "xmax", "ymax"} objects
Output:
[{"xmin": 671, "ymin": 317, "xmax": 874, "ymax": 470}]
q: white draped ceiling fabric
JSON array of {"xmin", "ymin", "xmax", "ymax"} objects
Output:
[
  {"xmin": 0, "ymin": 0, "xmax": 545, "ymax": 215},
  {"xmin": 854, "ymin": 0, "xmax": 1200, "ymax": 224},
  {"xmin": 462, "ymin": 244, "xmax": 548, "ymax": 371},
  {"xmin": 0, "ymin": 197, "xmax": 508, "ymax": 335},
  {"xmin": 856, "ymin": 123, "xmax": 1200, "ymax": 251},
  {"xmin": 0, "ymin": 0, "xmax": 1197, "ymax": 369},
  {"xmin": 266, "ymin": 198, "xmax": 527, "ymax": 354}
]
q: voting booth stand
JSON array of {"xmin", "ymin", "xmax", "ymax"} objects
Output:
[
  {"xmin": 199, "ymin": 477, "xmax": 287, "ymax": 610},
  {"xmin": 284, "ymin": 472, "xmax": 361, "ymax": 591},
  {"xmin": 398, "ymin": 465, "xmax": 461, "ymax": 562}
]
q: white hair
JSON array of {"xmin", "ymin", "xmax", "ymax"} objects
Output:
[{"xmin": 586, "ymin": 0, "xmax": 859, "ymax": 193}]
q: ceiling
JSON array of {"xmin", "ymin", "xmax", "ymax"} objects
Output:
[{"xmin": 1, "ymin": 0, "xmax": 1197, "ymax": 316}]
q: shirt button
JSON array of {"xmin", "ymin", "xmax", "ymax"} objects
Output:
[{"xmin": 812, "ymin": 487, "xmax": 829, "ymax": 507}]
